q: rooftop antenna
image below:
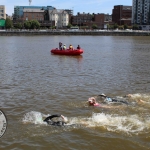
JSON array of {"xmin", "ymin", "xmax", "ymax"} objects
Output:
[{"xmin": 29, "ymin": 0, "xmax": 32, "ymax": 6}]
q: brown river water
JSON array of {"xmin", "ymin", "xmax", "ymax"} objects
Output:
[{"xmin": 0, "ymin": 36, "xmax": 150, "ymax": 150}]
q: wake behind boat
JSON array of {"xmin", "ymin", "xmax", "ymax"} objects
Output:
[{"xmin": 51, "ymin": 48, "xmax": 84, "ymax": 55}]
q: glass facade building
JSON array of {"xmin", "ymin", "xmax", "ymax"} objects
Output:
[{"xmin": 14, "ymin": 6, "xmax": 55, "ymax": 20}]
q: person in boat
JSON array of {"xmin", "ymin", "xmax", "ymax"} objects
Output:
[
  {"xmin": 43, "ymin": 114, "xmax": 68, "ymax": 126},
  {"xmin": 69, "ymin": 44, "xmax": 73, "ymax": 50},
  {"xmin": 77, "ymin": 45, "xmax": 81, "ymax": 49},
  {"xmin": 59, "ymin": 42, "xmax": 62, "ymax": 50},
  {"xmin": 63, "ymin": 44, "xmax": 66, "ymax": 50}
]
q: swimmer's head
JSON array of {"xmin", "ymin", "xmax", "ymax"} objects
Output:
[
  {"xmin": 88, "ymin": 97, "xmax": 96, "ymax": 106},
  {"xmin": 99, "ymin": 93, "xmax": 107, "ymax": 97}
]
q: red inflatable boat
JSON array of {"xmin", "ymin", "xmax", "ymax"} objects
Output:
[{"xmin": 51, "ymin": 49, "xmax": 83, "ymax": 55}]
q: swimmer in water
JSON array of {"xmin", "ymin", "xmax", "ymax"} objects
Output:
[
  {"xmin": 91, "ymin": 93, "xmax": 146, "ymax": 106},
  {"xmin": 43, "ymin": 114, "xmax": 68, "ymax": 126},
  {"xmin": 97, "ymin": 93, "xmax": 129, "ymax": 105},
  {"xmin": 88, "ymin": 97, "xmax": 114, "ymax": 108},
  {"xmin": 125, "ymin": 94, "xmax": 146, "ymax": 103}
]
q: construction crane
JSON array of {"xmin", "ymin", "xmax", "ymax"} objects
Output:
[{"xmin": 29, "ymin": 0, "xmax": 32, "ymax": 6}]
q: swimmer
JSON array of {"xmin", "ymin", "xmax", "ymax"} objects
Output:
[
  {"xmin": 97, "ymin": 93, "xmax": 129, "ymax": 105},
  {"xmin": 125, "ymin": 94, "xmax": 146, "ymax": 103},
  {"xmin": 43, "ymin": 114, "xmax": 68, "ymax": 126},
  {"xmin": 88, "ymin": 97, "xmax": 114, "ymax": 108}
]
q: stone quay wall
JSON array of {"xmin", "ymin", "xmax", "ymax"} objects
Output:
[{"xmin": 0, "ymin": 30, "xmax": 150, "ymax": 36}]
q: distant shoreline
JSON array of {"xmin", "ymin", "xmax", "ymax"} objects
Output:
[{"xmin": 0, "ymin": 30, "xmax": 150, "ymax": 36}]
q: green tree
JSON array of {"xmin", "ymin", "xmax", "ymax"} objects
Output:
[
  {"xmin": 124, "ymin": 24, "xmax": 128, "ymax": 30},
  {"xmin": 67, "ymin": 23, "xmax": 72, "ymax": 28},
  {"xmin": 114, "ymin": 23, "xmax": 118, "ymax": 29},
  {"xmin": 107, "ymin": 24, "xmax": 110, "ymax": 30},
  {"xmin": 15, "ymin": 22, "xmax": 23, "ymax": 29},
  {"xmin": 132, "ymin": 24, "xmax": 139, "ymax": 30},
  {"xmin": 5, "ymin": 18, "xmax": 13, "ymax": 29},
  {"xmin": 24, "ymin": 20, "xmax": 40, "ymax": 29},
  {"xmin": 24, "ymin": 21, "xmax": 31, "ymax": 29},
  {"xmin": 92, "ymin": 24, "xmax": 97, "ymax": 29},
  {"xmin": 30, "ymin": 20, "xmax": 40, "ymax": 29}
]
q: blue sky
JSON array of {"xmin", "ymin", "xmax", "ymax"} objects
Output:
[{"xmin": 2, "ymin": 0, "xmax": 132, "ymax": 16}]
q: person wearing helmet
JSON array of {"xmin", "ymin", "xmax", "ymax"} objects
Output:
[
  {"xmin": 43, "ymin": 114, "xmax": 68, "ymax": 126},
  {"xmin": 59, "ymin": 42, "xmax": 62, "ymax": 50},
  {"xmin": 63, "ymin": 44, "xmax": 66, "ymax": 50},
  {"xmin": 69, "ymin": 44, "xmax": 73, "ymax": 50},
  {"xmin": 77, "ymin": 45, "xmax": 81, "ymax": 49}
]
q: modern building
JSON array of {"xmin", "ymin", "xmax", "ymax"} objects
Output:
[
  {"xmin": 112, "ymin": 5, "xmax": 132, "ymax": 25},
  {"xmin": 13, "ymin": 6, "xmax": 55, "ymax": 20},
  {"xmin": 0, "ymin": 5, "xmax": 6, "ymax": 19},
  {"xmin": 132, "ymin": 0, "xmax": 150, "ymax": 25},
  {"xmin": 48, "ymin": 9, "xmax": 69, "ymax": 28}
]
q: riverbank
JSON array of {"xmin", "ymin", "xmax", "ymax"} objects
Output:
[{"xmin": 0, "ymin": 30, "xmax": 150, "ymax": 36}]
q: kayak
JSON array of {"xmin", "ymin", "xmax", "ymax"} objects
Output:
[{"xmin": 51, "ymin": 49, "xmax": 83, "ymax": 55}]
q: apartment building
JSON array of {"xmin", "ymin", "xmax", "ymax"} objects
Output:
[
  {"xmin": 71, "ymin": 12, "xmax": 93, "ymax": 27},
  {"xmin": 23, "ymin": 9, "xmax": 45, "ymax": 21},
  {"xmin": 71, "ymin": 12, "xmax": 112, "ymax": 29},
  {"xmin": 112, "ymin": 5, "xmax": 132, "ymax": 25},
  {"xmin": 0, "ymin": 5, "xmax": 6, "ymax": 19},
  {"xmin": 132, "ymin": 0, "xmax": 150, "ymax": 25},
  {"xmin": 48, "ymin": 9, "xmax": 69, "ymax": 28}
]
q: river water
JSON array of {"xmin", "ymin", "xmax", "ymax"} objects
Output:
[{"xmin": 0, "ymin": 36, "xmax": 150, "ymax": 150}]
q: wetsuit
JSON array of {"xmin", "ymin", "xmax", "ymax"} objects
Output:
[
  {"xmin": 98, "ymin": 95, "xmax": 129, "ymax": 105},
  {"xmin": 43, "ymin": 115, "xmax": 66, "ymax": 126}
]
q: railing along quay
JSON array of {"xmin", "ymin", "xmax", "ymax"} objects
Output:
[{"xmin": 0, "ymin": 29, "xmax": 150, "ymax": 36}]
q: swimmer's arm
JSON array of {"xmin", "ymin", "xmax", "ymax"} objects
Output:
[{"xmin": 100, "ymin": 105, "xmax": 123, "ymax": 108}]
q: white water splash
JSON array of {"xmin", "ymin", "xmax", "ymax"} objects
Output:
[
  {"xmin": 22, "ymin": 111, "xmax": 150, "ymax": 134},
  {"xmin": 22, "ymin": 111, "xmax": 49, "ymax": 125},
  {"xmin": 89, "ymin": 113, "xmax": 150, "ymax": 133}
]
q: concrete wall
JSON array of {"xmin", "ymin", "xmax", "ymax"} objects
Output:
[{"xmin": 0, "ymin": 31, "xmax": 150, "ymax": 36}]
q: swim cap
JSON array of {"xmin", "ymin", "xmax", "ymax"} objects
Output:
[{"xmin": 100, "ymin": 93, "xmax": 106, "ymax": 97}]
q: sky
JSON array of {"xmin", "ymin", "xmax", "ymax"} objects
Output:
[{"xmin": 1, "ymin": 0, "xmax": 132, "ymax": 16}]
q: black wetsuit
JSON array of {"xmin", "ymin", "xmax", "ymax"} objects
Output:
[
  {"xmin": 43, "ymin": 114, "xmax": 66, "ymax": 126},
  {"xmin": 98, "ymin": 95, "xmax": 129, "ymax": 105}
]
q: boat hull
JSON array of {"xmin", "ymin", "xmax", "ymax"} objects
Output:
[{"xmin": 51, "ymin": 49, "xmax": 83, "ymax": 55}]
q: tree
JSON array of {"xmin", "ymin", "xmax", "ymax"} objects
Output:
[
  {"xmin": 24, "ymin": 21, "xmax": 31, "ymax": 29},
  {"xmin": 132, "ymin": 24, "xmax": 139, "ymax": 30},
  {"xmin": 15, "ymin": 23, "xmax": 23, "ymax": 29},
  {"xmin": 5, "ymin": 18, "xmax": 13, "ymax": 29},
  {"xmin": 107, "ymin": 24, "xmax": 109, "ymax": 29},
  {"xmin": 92, "ymin": 24, "xmax": 97, "ymax": 29},
  {"xmin": 124, "ymin": 24, "xmax": 128, "ymax": 30},
  {"xmin": 30, "ymin": 20, "xmax": 40, "ymax": 29},
  {"xmin": 67, "ymin": 23, "xmax": 72, "ymax": 28},
  {"xmin": 24, "ymin": 20, "xmax": 40, "ymax": 29},
  {"xmin": 114, "ymin": 23, "xmax": 118, "ymax": 29}
]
